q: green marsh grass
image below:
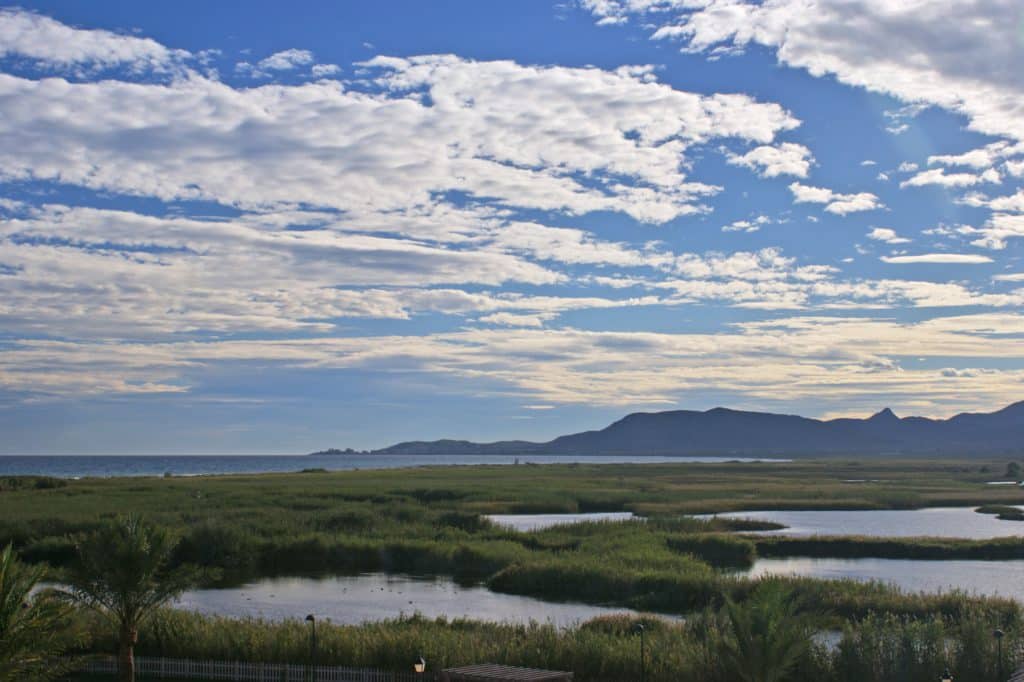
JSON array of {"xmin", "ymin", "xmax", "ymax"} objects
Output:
[
  {"xmin": 64, "ymin": 604, "xmax": 1023, "ymax": 682},
  {"xmin": 4, "ymin": 459, "xmax": 1024, "ymax": 639}
]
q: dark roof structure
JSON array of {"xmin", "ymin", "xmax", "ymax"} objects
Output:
[{"xmin": 440, "ymin": 664, "xmax": 573, "ymax": 682}]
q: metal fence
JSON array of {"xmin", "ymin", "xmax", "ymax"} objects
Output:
[{"xmin": 77, "ymin": 656, "xmax": 422, "ymax": 682}]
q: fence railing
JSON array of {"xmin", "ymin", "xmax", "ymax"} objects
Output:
[{"xmin": 76, "ymin": 656, "xmax": 422, "ymax": 682}]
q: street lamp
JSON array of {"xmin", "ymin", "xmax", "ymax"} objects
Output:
[
  {"xmin": 632, "ymin": 622, "xmax": 646, "ymax": 682},
  {"xmin": 414, "ymin": 656, "xmax": 427, "ymax": 675},
  {"xmin": 995, "ymin": 629, "xmax": 1006, "ymax": 680},
  {"xmin": 306, "ymin": 614, "xmax": 317, "ymax": 680},
  {"xmin": 940, "ymin": 668, "xmax": 952, "ymax": 682}
]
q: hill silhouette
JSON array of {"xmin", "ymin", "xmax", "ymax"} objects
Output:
[{"xmin": 326, "ymin": 401, "xmax": 1024, "ymax": 457}]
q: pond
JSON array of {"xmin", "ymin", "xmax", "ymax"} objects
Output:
[
  {"xmin": 173, "ymin": 573, "xmax": 648, "ymax": 627},
  {"xmin": 744, "ymin": 557, "xmax": 1024, "ymax": 598},
  {"xmin": 486, "ymin": 512, "xmax": 636, "ymax": 532},
  {"xmin": 706, "ymin": 506, "xmax": 1024, "ymax": 539}
]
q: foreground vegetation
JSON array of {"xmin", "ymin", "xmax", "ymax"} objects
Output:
[
  {"xmin": 61, "ymin": 601, "xmax": 1022, "ymax": 682},
  {"xmin": 0, "ymin": 544, "xmax": 76, "ymax": 681}
]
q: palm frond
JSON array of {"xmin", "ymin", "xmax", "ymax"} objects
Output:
[{"xmin": 0, "ymin": 544, "xmax": 80, "ymax": 682}]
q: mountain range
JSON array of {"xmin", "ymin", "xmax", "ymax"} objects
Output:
[{"xmin": 315, "ymin": 401, "xmax": 1024, "ymax": 457}]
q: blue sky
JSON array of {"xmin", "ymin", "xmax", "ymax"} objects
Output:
[{"xmin": 1, "ymin": 1, "xmax": 1023, "ymax": 454}]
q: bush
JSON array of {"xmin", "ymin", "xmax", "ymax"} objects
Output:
[
  {"xmin": 20, "ymin": 536, "xmax": 78, "ymax": 566},
  {"xmin": 174, "ymin": 522, "xmax": 259, "ymax": 574},
  {"xmin": 437, "ymin": 512, "xmax": 492, "ymax": 533},
  {"xmin": 0, "ymin": 476, "xmax": 68, "ymax": 492},
  {"xmin": 665, "ymin": 534, "xmax": 756, "ymax": 568}
]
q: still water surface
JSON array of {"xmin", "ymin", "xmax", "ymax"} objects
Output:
[
  {"xmin": 174, "ymin": 573, "xmax": 645, "ymax": 627},
  {"xmin": 486, "ymin": 512, "xmax": 635, "ymax": 532},
  {"xmin": 175, "ymin": 559, "xmax": 1022, "ymax": 627},
  {"xmin": 709, "ymin": 507, "xmax": 1024, "ymax": 539},
  {"xmin": 745, "ymin": 557, "xmax": 1024, "ymax": 597}
]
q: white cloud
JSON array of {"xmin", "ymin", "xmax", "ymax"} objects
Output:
[
  {"xmin": 0, "ymin": 53, "xmax": 799, "ymax": 225},
  {"xmin": 0, "ymin": 205, "xmax": 579, "ymax": 336},
  {"xmin": 6, "ymin": 202, "xmax": 1017, "ymax": 342},
  {"xmin": 722, "ymin": 215, "xmax": 771, "ymax": 233},
  {"xmin": 788, "ymin": 183, "xmax": 883, "ymax": 215},
  {"xmin": 727, "ymin": 142, "xmax": 812, "ymax": 178},
  {"xmin": 487, "ymin": 221, "xmax": 665, "ymax": 267},
  {"xmin": 962, "ymin": 190, "xmax": 1024, "ymax": 214},
  {"xmin": 967, "ymin": 213, "xmax": 1024, "ymax": 250},
  {"xmin": 867, "ymin": 227, "xmax": 910, "ymax": 244},
  {"xmin": 479, "ymin": 312, "xmax": 555, "ymax": 327},
  {"xmin": 0, "ymin": 8, "xmax": 183, "ymax": 70},
  {"xmin": 722, "ymin": 220, "xmax": 757, "ymax": 233},
  {"xmin": 588, "ymin": 0, "xmax": 1024, "ymax": 259},
  {"xmin": 881, "ymin": 254, "xmax": 993, "ymax": 265},
  {"xmin": 588, "ymin": 1, "xmax": 1024, "ymax": 146},
  {"xmin": 928, "ymin": 142, "xmax": 1013, "ymax": 169},
  {"xmin": 258, "ymin": 49, "xmax": 315, "ymax": 71},
  {"xmin": 900, "ymin": 168, "xmax": 992, "ymax": 189},
  {"xmin": 788, "ymin": 183, "xmax": 833, "ymax": 204},
  {"xmin": 311, "ymin": 63, "xmax": 341, "ymax": 77},
  {"xmin": 994, "ymin": 273, "xmax": 1024, "ymax": 282},
  {"xmin": 980, "ymin": 168, "xmax": 1003, "ymax": 184},
  {"xmin": 3, "ymin": 9, "xmax": 1023, "ymax": 417},
  {"xmin": 8, "ymin": 315, "xmax": 1024, "ymax": 415},
  {"xmin": 860, "ymin": 160, "xmax": 876, "ymax": 166}
]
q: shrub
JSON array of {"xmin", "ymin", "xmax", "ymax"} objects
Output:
[{"xmin": 665, "ymin": 534, "xmax": 757, "ymax": 568}]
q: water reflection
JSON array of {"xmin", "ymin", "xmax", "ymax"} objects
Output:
[
  {"xmin": 486, "ymin": 512, "xmax": 635, "ymax": 532},
  {"xmin": 744, "ymin": 557, "xmax": 1024, "ymax": 597},
  {"xmin": 709, "ymin": 507, "xmax": 1024, "ymax": 539},
  {"xmin": 173, "ymin": 572, "xmax": 646, "ymax": 627}
]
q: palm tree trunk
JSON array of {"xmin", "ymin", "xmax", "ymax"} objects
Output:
[{"xmin": 117, "ymin": 625, "xmax": 138, "ymax": 682}]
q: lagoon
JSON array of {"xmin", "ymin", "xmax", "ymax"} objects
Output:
[
  {"xmin": 172, "ymin": 573, "xmax": 648, "ymax": 627},
  {"xmin": 709, "ymin": 506, "xmax": 1024, "ymax": 539},
  {"xmin": 486, "ymin": 512, "xmax": 636, "ymax": 531},
  {"xmin": 745, "ymin": 556, "xmax": 1024, "ymax": 598}
]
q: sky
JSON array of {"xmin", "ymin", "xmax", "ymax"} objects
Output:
[{"xmin": 1, "ymin": 1, "xmax": 1023, "ymax": 454}]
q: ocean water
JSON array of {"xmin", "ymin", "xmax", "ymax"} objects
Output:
[{"xmin": 0, "ymin": 454, "xmax": 785, "ymax": 478}]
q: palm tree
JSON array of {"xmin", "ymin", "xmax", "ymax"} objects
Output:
[
  {"xmin": 63, "ymin": 516, "xmax": 195, "ymax": 682},
  {"xmin": 719, "ymin": 582, "xmax": 814, "ymax": 682},
  {"xmin": 0, "ymin": 543, "xmax": 76, "ymax": 681}
]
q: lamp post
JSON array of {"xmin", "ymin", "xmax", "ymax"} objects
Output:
[
  {"xmin": 940, "ymin": 667, "xmax": 952, "ymax": 682},
  {"xmin": 633, "ymin": 622, "xmax": 645, "ymax": 682},
  {"xmin": 995, "ymin": 629, "xmax": 1005, "ymax": 680},
  {"xmin": 414, "ymin": 656, "xmax": 427, "ymax": 676},
  {"xmin": 306, "ymin": 614, "xmax": 317, "ymax": 682}
]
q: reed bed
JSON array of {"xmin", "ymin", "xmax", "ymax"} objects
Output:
[
  {"xmin": 4, "ymin": 460, "xmax": 1023, "ymax": 644},
  {"xmin": 66, "ymin": 605, "xmax": 1023, "ymax": 682}
]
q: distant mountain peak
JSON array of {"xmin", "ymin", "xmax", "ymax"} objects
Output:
[
  {"xmin": 869, "ymin": 407, "xmax": 899, "ymax": 421},
  {"xmin": 328, "ymin": 399, "xmax": 1024, "ymax": 457}
]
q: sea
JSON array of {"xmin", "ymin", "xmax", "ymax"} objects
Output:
[{"xmin": 0, "ymin": 454, "xmax": 785, "ymax": 478}]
